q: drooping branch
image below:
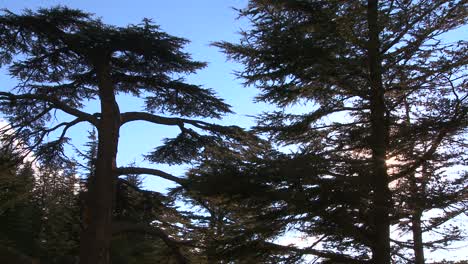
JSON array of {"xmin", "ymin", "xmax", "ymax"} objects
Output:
[
  {"xmin": 0, "ymin": 113, "xmax": 86, "ymax": 162},
  {"xmin": 260, "ymin": 241, "xmax": 370, "ymax": 264},
  {"xmin": 0, "ymin": 92, "xmax": 98, "ymax": 125},
  {"xmin": 26, "ymin": 117, "xmax": 85, "ymax": 154},
  {"xmin": 116, "ymin": 166, "xmax": 187, "ymax": 186},
  {"xmin": 0, "ymin": 105, "xmax": 54, "ymax": 132}
]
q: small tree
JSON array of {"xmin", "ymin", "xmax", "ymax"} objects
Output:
[
  {"xmin": 0, "ymin": 150, "xmax": 39, "ymax": 263},
  {"xmin": 390, "ymin": 101, "xmax": 467, "ymax": 263},
  {"xmin": 173, "ymin": 142, "xmax": 279, "ymax": 263},
  {"xmin": 0, "ymin": 7, "xmax": 240, "ymax": 264},
  {"xmin": 33, "ymin": 161, "xmax": 81, "ymax": 263}
]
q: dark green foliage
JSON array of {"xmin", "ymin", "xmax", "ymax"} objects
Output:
[
  {"xmin": 77, "ymin": 129, "xmax": 98, "ymax": 179},
  {"xmin": 112, "ymin": 177, "xmax": 195, "ymax": 263},
  {"xmin": 0, "ymin": 143, "xmax": 200, "ymax": 263},
  {"xmin": 0, "ymin": 153, "xmax": 39, "ymax": 260},
  {"xmin": 148, "ymin": 124, "xmax": 258, "ymax": 166},
  {"xmin": 33, "ymin": 163, "xmax": 81, "ymax": 263},
  {"xmin": 0, "ymin": 149, "xmax": 81, "ymax": 263},
  {"xmin": 111, "ymin": 233, "xmax": 178, "ymax": 264},
  {"xmin": 148, "ymin": 129, "xmax": 219, "ymax": 165},
  {"xmin": 182, "ymin": 147, "xmax": 375, "ymax": 263}
]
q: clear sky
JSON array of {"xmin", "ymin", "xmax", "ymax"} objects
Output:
[{"xmin": 0, "ymin": 0, "xmax": 466, "ymax": 261}]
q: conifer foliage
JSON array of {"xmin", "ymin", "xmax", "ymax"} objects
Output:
[
  {"xmin": 213, "ymin": 0, "xmax": 468, "ymax": 263},
  {"xmin": 0, "ymin": 7, "xmax": 240, "ymax": 264}
]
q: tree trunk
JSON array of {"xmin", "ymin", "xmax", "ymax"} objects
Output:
[
  {"xmin": 367, "ymin": 0, "xmax": 392, "ymax": 263},
  {"xmin": 411, "ymin": 209, "xmax": 425, "ymax": 264},
  {"xmin": 79, "ymin": 62, "xmax": 120, "ymax": 264},
  {"xmin": 410, "ymin": 164, "xmax": 426, "ymax": 264},
  {"xmin": 405, "ymin": 98, "xmax": 425, "ymax": 264}
]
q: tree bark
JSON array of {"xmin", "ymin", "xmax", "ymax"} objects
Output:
[
  {"xmin": 410, "ymin": 164, "xmax": 426, "ymax": 264},
  {"xmin": 79, "ymin": 62, "xmax": 120, "ymax": 264},
  {"xmin": 412, "ymin": 209, "xmax": 425, "ymax": 264},
  {"xmin": 405, "ymin": 97, "xmax": 426, "ymax": 264},
  {"xmin": 367, "ymin": 0, "xmax": 392, "ymax": 263}
]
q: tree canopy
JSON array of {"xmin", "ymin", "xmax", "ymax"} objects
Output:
[{"xmin": 0, "ymin": 6, "xmax": 248, "ymax": 264}]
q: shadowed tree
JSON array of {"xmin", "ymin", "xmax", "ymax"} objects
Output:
[
  {"xmin": 214, "ymin": 0, "xmax": 467, "ymax": 263},
  {"xmin": 0, "ymin": 7, "xmax": 245, "ymax": 264},
  {"xmin": 0, "ymin": 150, "xmax": 40, "ymax": 263},
  {"xmin": 172, "ymin": 140, "xmax": 282, "ymax": 263},
  {"xmin": 33, "ymin": 161, "xmax": 81, "ymax": 264},
  {"xmin": 390, "ymin": 101, "xmax": 468, "ymax": 263},
  {"xmin": 111, "ymin": 171, "xmax": 195, "ymax": 264}
]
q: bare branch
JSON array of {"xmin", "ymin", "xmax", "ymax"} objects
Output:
[
  {"xmin": 120, "ymin": 111, "xmax": 212, "ymax": 131},
  {"xmin": 381, "ymin": 1, "xmax": 446, "ymax": 54},
  {"xmin": 116, "ymin": 166, "xmax": 187, "ymax": 186}
]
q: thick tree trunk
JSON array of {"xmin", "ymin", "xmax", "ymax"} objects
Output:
[
  {"xmin": 367, "ymin": 0, "xmax": 392, "ymax": 263},
  {"xmin": 79, "ymin": 62, "xmax": 120, "ymax": 264}
]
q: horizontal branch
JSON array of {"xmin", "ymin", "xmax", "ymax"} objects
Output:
[
  {"xmin": 116, "ymin": 166, "xmax": 187, "ymax": 186},
  {"xmin": 120, "ymin": 111, "xmax": 215, "ymax": 131},
  {"xmin": 261, "ymin": 241, "xmax": 369, "ymax": 264}
]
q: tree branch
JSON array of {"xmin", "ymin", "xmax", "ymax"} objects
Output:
[
  {"xmin": 112, "ymin": 221, "xmax": 191, "ymax": 264},
  {"xmin": 0, "ymin": 92, "xmax": 98, "ymax": 126},
  {"xmin": 381, "ymin": 1, "xmax": 446, "ymax": 54},
  {"xmin": 120, "ymin": 111, "xmax": 213, "ymax": 131},
  {"xmin": 390, "ymin": 115, "xmax": 466, "ymax": 183},
  {"xmin": 261, "ymin": 241, "xmax": 370, "ymax": 264},
  {"xmin": 116, "ymin": 166, "xmax": 187, "ymax": 186}
]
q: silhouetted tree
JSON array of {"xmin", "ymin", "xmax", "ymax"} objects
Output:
[
  {"xmin": 0, "ymin": 7, "xmax": 243, "ymax": 264},
  {"xmin": 112, "ymin": 174, "xmax": 195, "ymax": 264},
  {"xmin": 172, "ymin": 142, "xmax": 281, "ymax": 263},
  {"xmin": 215, "ymin": 0, "xmax": 467, "ymax": 263},
  {"xmin": 0, "ymin": 140, "xmax": 84, "ymax": 264},
  {"xmin": 391, "ymin": 102, "xmax": 467, "ymax": 263}
]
